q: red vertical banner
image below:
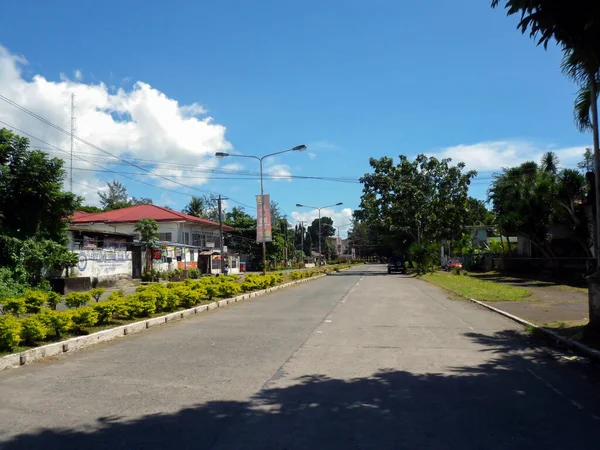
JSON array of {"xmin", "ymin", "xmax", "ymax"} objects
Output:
[{"xmin": 256, "ymin": 194, "xmax": 272, "ymax": 242}]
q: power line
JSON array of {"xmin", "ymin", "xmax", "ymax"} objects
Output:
[{"xmin": 0, "ymin": 94, "xmax": 255, "ymax": 209}]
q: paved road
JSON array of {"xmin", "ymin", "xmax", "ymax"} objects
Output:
[{"xmin": 1, "ymin": 265, "xmax": 600, "ymax": 449}]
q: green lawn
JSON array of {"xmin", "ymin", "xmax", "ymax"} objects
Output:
[{"xmin": 421, "ymin": 272, "xmax": 532, "ymax": 302}]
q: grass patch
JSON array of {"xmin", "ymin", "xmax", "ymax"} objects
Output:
[{"xmin": 420, "ymin": 272, "xmax": 532, "ymax": 302}]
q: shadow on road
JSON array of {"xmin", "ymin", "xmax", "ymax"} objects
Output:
[{"xmin": 3, "ymin": 331, "xmax": 600, "ymax": 449}]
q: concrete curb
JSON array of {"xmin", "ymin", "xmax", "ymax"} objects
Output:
[
  {"xmin": 0, "ymin": 273, "xmax": 329, "ymax": 372},
  {"xmin": 469, "ymin": 298, "xmax": 600, "ymax": 362}
]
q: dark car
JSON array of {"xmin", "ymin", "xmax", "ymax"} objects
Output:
[{"xmin": 387, "ymin": 257, "xmax": 407, "ymax": 274}]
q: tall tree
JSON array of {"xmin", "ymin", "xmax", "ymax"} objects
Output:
[
  {"xmin": 98, "ymin": 180, "xmax": 131, "ymax": 211},
  {"xmin": 356, "ymin": 154, "xmax": 476, "ymax": 248},
  {"xmin": 578, "ymin": 148, "xmax": 594, "ymax": 173},
  {"xmin": 0, "ymin": 128, "xmax": 80, "ymax": 284},
  {"xmin": 488, "ymin": 157, "xmax": 590, "ymax": 261},
  {"xmin": 134, "ymin": 218, "xmax": 159, "ymax": 273},
  {"xmin": 491, "ymin": 0, "xmax": 600, "ymax": 336},
  {"xmin": 182, "ymin": 195, "xmax": 217, "ymax": 220}
]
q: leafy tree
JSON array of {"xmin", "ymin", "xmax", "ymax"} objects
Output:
[
  {"xmin": 98, "ymin": 180, "xmax": 131, "ymax": 211},
  {"xmin": 225, "ymin": 207, "xmax": 258, "ymax": 260},
  {"xmin": 356, "ymin": 154, "xmax": 476, "ymax": 251},
  {"xmin": 131, "ymin": 197, "xmax": 153, "ymax": 205},
  {"xmin": 488, "ymin": 156, "xmax": 590, "ymax": 262},
  {"xmin": 135, "ymin": 218, "xmax": 159, "ymax": 273},
  {"xmin": 0, "ymin": 128, "xmax": 80, "ymax": 242},
  {"xmin": 0, "ymin": 129, "xmax": 80, "ymax": 285},
  {"xmin": 78, "ymin": 205, "xmax": 103, "ymax": 213},
  {"xmin": 490, "ymin": 1, "xmax": 599, "ymax": 256},
  {"xmin": 578, "ymin": 148, "xmax": 594, "ymax": 173}
]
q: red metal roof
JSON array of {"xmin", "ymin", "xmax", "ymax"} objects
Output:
[
  {"xmin": 71, "ymin": 204, "xmax": 234, "ymax": 231},
  {"xmin": 73, "ymin": 211, "xmax": 92, "ymax": 219}
]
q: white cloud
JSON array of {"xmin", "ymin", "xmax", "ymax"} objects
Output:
[
  {"xmin": 307, "ymin": 152, "xmax": 317, "ymax": 160},
  {"xmin": 291, "ymin": 207, "xmax": 353, "ymax": 237},
  {"xmin": 0, "ymin": 45, "xmax": 232, "ymax": 203},
  {"xmin": 427, "ymin": 140, "xmax": 590, "ymax": 172},
  {"xmin": 265, "ymin": 163, "xmax": 292, "ymax": 182}
]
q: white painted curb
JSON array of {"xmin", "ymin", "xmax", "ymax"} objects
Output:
[
  {"xmin": 0, "ymin": 273, "xmax": 329, "ymax": 371},
  {"xmin": 469, "ymin": 298, "xmax": 600, "ymax": 362}
]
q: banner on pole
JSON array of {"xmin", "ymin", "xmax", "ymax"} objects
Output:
[{"xmin": 256, "ymin": 194, "xmax": 272, "ymax": 242}]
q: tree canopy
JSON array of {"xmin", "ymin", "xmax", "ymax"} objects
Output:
[{"xmin": 355, "ymin": 154, "xmax": 478, "ymax": 254}]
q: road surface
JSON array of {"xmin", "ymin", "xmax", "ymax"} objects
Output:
[{"xmin": 1, "ymin": 265, "xmax": 599, "ymax": 449}]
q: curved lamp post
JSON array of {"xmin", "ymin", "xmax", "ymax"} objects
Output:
[
  {"xmin": 295, "ymin": 202, "xmax": 343, "ymax": 265},
  {"xmin": 216, "ymin": 145, "xmax": 306, "ymax": 274}
]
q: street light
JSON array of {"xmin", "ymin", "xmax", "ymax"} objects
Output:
[
  {"xmin": 295, "ymin": 202, "xmax": 343, "ymax": 265},
  {"xmin": 216, "ymin": 144, "xmax": 306, "ymax": 275}
]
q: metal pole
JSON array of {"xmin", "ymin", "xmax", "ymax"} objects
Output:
[
  {"xmin": 260, "ymin": 158, "xmax": 267, "ymax": 275},
  {"xmin": 318, "ymin": 208, "xmax": 322, "ymax": 266},
  {"xmin": 70, "ymin": 93, "xmax": 74, "ymax": 193},
  {"xmin": 218, "ymin": 194, "xmax": 224, "ymax": 274}
]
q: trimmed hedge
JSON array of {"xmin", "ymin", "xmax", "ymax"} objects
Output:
[{"xmin": 0, "ymin": 269, "xmax": 327, "ymax": 352}]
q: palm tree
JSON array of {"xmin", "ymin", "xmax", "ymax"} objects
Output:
[
  {"xmin": 540, "ymin": 151, "xmax": 559, "ymax": 174},
  {"xmin": 183, "ymin": 196, "xmax": 208, "ymax": 218},
  {"xmin": 491, "ymin": 0, "xmax": 600, "ymax": 336}
]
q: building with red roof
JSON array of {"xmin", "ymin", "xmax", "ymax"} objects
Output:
[{"xmin": 70, "ymin": 204, "xmax": 238, "ymax": 278}]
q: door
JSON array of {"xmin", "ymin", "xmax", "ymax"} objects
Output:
[{"xmin": 132, "ymin": 247, "xmax": 142, "ymax": 279}]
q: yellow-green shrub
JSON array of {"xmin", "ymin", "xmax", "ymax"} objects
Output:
[
  {"xmin": 20, "ymin": 315, "xmax": 48, "ymax": 344},
  {"xmin": 93, "ymin": 302, "xmax": 117, "ymax": 324},
  {"xmin": 2, "ymin": 297, "xmax": 27, "ymax": 316},
  {"xmin": 0, "ymin": 315, "xmax": 22, "ymax": 350},
  {"xmin": 90, "ymin": 288, "xmax": 105, "ymax": 302},
  {"xmin": 205, "ymin": 285, "xmax": 218, "ymax": 300},
  {"xmin": 218, "ymin": 282, "xmax": 240, "ymax": 298},
  {"xmin": 46, "ymin": 291, "xmax": 61, "ymax": 310},
  {"xmin": 64, "ymin": 292, "xmax": 92, "ymax": 309},
  {"xmin": 71, "ymin": 307, "xmax": 99, "ymax": 330},
  {"xmin": 24, "ymin": 290, "xmax": 47, "ymax": 314},
  {"xmin": 38, "ymin": 309, "xmax": 72, "ymax": 338},
  {"xmin": 107, "ymin": 290, "xmax": 126, "ymax": 302}
]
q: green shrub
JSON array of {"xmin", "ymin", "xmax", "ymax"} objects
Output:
[
  {"xmin": 218, "ymin": 282, "xmax": 240, "ymax": 298},
  {"xmin": 111, "ymin": 300, "xmax": 130, "ymax": 320},
  {"xmin": 64, "ymin": 292, "xmax": 92, "ymax": 309},
  {"xmin": 174, "ymin": 287, "xmax": 201, "ymax": 308},
  {"xmin": 90, "ymin": 288, "xmax": 106, "ymax": 302},
  {"xmin": 107, "ymin": 290, "xmax": 126, "ymax": 302},
  {"xmin": 38, "ymin": 309, "xmax": 72, "ymax": 338},
  {"xmin": 122, "ymin": 294, "xmax": 155, "ymax": 318},
  {"xmin": 71, "ymin": 307, "xmax": 99, "ymax": 330},
  {"xmin": 23, "ymin": 290, "xmax": 47, "ymax": 314},
  {"xmin": 20, "ymin": 315, "xmax": 49, "ymax": 344},
  {"xmin": 0, "ymin": 315, "xmax": 22, "ymax": 351},
  {"xmin": 164, "ymin": 290, "xmax": 180, "ymax": 311},
  {"xmin": 46, "ymin": 291, "xmax": 62, "ymax": 310},
  {"xmin": 166, "ymin": 282, "xmax": 177, "ymax": 289},
  {"xmin": 93, "ymin": 302, "xmax": 117, "ymax": 325},
  {"xmin": 205, "ymin": 285, "xmax": 218, "ymax": 300},
  {"xmin": 188, "ymin": 268, "xmax": 200, "ymax": 279},
  {"xmin": 142, "ymin": 269, "xmax": 161, "ymax": 282},
  {"xmin": 2, "ymin": 297, "xmax": 27, "ymax": 316},
  {"xmin": 451, "ymin": 266, "xmax": 462, "ymax": 276}
]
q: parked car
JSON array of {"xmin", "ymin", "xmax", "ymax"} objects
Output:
[
  {"xmin": 446, "ymin": 259, "xmax": 462, "ymax": 271},
  {"xmin": 387, "ymin": 257, "xmax": 407, "ymax": 274}
]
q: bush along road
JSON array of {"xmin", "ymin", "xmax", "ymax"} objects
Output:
[{"xmin": 0, "ymin": 267, "xmax": 354, "ymax": 360}]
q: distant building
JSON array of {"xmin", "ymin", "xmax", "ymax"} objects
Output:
[{"xmin": 70, "ymin": 204, "xmax": 238, "ymax": 280}]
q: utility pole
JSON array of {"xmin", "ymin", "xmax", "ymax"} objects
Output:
[
  {"xmin": 299, "ymin": 220, "xmax": 307, "ymax": 260},
  {"xmin": 283, "ymin": 215, "xmax": 288, "ymax": 267},
  {"xmin": 70, "ymin": 93, "xmax": 75, "ymax": 193},
  {"xmin": 217, "ymin": 195, "xmax": 228, "ymax": 274}
]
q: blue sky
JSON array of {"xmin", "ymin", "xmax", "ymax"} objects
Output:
[{"xmin": 0, "ymin": 0, "xmax": 592, "ymax": 234}]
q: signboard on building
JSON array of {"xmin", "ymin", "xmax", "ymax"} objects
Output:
[{"xmin": 256, "ymin": 194, "xmax": 273, "ymax": 243}]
